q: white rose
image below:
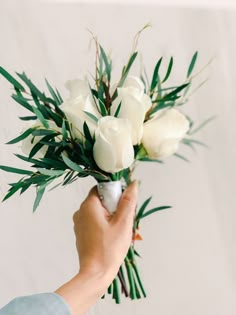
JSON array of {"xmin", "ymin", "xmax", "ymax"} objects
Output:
[
  {"xmin": 142, "ymin": 108, "xmax": 189, "ymax": 159},
  {"xmin": 21, "ymin": 120, "xmax": 60, "ymax": 159},
  {"xmin": 93, "ymin": 116, "xmax": 134, "ymax": 173},
  {"xmin": 111, "ymin": 76, "xmax": 152, "ymax": 145},
  {"xmin": 62, "ymin": 79, "xmax": 101, "ymax": 140}
]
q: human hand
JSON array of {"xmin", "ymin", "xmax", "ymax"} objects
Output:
[{"xmin": 73, "ymin": 180, "xmax": 138, "ymax": 281}]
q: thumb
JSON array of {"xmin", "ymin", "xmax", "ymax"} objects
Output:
[{"xmin": 113, "ymin": 181, "xmax": 138, "ymax": 225}]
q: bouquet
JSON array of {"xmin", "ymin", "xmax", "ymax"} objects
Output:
[{"xmin": 0, "ymin": 28, "xmax": 211, "ymax": 303}]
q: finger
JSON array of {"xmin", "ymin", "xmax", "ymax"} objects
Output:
[
  {"xmin": 81, "ymin": 185, "xmax": 110, "ymax": 221},
  {"xmin": 113, "ymin": 180, "xmax": 138, "ymax": 225}
]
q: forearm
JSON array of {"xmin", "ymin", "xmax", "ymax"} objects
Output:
[{"xmin": 55, "ymin": 269, "xmax": 113, "ymax": 315}]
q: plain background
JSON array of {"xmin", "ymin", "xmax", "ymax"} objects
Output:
[{"xmin": 0, "ymin": 0, "xmax": 235, "ymax": 314}]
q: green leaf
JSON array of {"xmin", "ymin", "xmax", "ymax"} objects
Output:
[
  {"xmin": 140, "ymin": 206, "xmax": 171, "ymax": 219},
  {"xmin": 0, "ymin": 165, "xmax": 33, "ymax": 175},
  {"xmin": 56, "ymin": 89, "xmax": 63, "ymax": 104},
  {"xmin": 162, "ymin": 83, "xmax": 189, "ymax": 101},
  {"xmin": 61, "ymin": 154, "xmax": 83, "ymax": 172},
  {"xmin": 62, "ymin": 171, "xmax": 75, "ymax": 185},
  {"xmin": 15, "ymin": 154, "xmax": 48, "ymax": 168},
  {"xmin": 61, "ymin": 120, "xmax": 68, "ymax": 143},
  {"xmin": 29, "ymin": 141, "xmax": 45, "ymax": 159},
  {"xmin": 20, "ymin": 182, "xmax": 31, "ymax": 194},
  {"xmin": 134, "ymin": 249, "xmax": 141, "ymax": 258},
  {"xmin": 83, "ymin": 121, "xmax": 94, "ymax": 144},
  {"xmin": 98, "ymin": 99, "xmax": 107, "ymax": 116},
  {"xmin": 11, "ymin": 93, "xmax": 34, "ymax": 113},
  {"xmin": 41, "ymin": 157, "xmax": 66, "ymax": 169},
  {"xmin": 183, "ymin": 138, "xmax": 208, "ymax": 148},
  {"xmin": 100, "ymin": 45, "xmax": 111, "ymax": 82},
  {"xmin": 174, "ymin": 153, "xmax": 189, "ymax": 162},
  {"xmin": 84, "ymin": 111, "xmax": 99, "ymax": 123},
  {"xmin": 114, "ymin": 102, "xmax": 121, "ymax": 118},
  {"xmin": 136, "ymin": 197, "xmax": 152, "ymax": 220},
  {"xmin": 32, "ymin": 129, "xmax": 57, "ymax": 136},
  {"xmin": 6, "ymin": 128, "xmax": 32, "ymax": 144},
  {"xmin": 0, "ymin": 67, "xmax": 25, "ymax": 90},
  {"xmin": 148, "ymin": 100, "xmax": 175, "ymax": 116},
  {"xmin": 150, "ymin": 57, "xmax": 162, "ymax": 91},
  {"xmin": 162, "ymin": 57, "xmax": 173, "ymax": 83},
  {"xmin": 37, "ymin": 168, "xmax": 65, "ymax": 176},
  {"xmin": 33, "ymin": 186, "xmax": 45, "ymax": 212},
  {"xmin": 45, "ymin": 79, "xmax": 61, "ymax": 105},
  {"xmin": 32, "ymin": 107, "xmax": 49, "ymax": 128},
  {"xmin": 189, "ymin": 116, "xmax": 216, "ymax": 135},
  {"xmin": 138, "ymin": 157, "xmax": 163, "ymax": 163},
  {"xmin": 19, "ymin": 115, "xmax": 37, "ymax": 121},
  {"xmin": 2, "ymin": 184, "xmax": 23, "ymax": 202},
  {"xmin": 119, "ymin": 51, "xmax": 138, "ymax": 87},
  {"xmin": 187, "ymin": 51, "xmax": 198, "ymax": 78}
]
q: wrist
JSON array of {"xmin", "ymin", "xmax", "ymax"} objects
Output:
[{"xmin": 55, "ymin": 268, "xmax": 115, "ymax": 315}]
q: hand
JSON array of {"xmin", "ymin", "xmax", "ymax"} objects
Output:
[
  {"xmin": 73, "ymin": 180, "xmax": 138, "ymax": 280},
  {"xmin": 55, "ymin": 181, "xmax": 138, "ymax": 315}
]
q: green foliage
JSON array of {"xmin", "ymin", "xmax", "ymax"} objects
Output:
[{"xmin": 187, "ymin": 51, "xmax": 198, "ymax": 78}]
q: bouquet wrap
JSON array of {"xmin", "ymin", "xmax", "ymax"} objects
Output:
[{"xmin": 97, "ymin": 181, "xmax": 123, "ymax": 214}]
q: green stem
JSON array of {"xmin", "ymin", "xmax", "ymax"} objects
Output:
[
  {"xmin": 108, "ymin": 283, "xmax": 112, "ymax": 294},
  {"xmin": 125, "ymin": 257, "xmax": 136, "ymax": 300},
  {"xmin": 112, "ymin": 277, "xmax": 121, "ymax": 304},
  {"xmin": 128, "ymin": 246, "xmax": 147, "ymax": 298}
]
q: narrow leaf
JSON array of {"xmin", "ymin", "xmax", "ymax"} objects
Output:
[
  {"xmin": 140, "ymin": 206, "xmax": 171, "ymax": 219},
  {"xmin": 174, "ymin": 153, "xmax": 189, "ymax": 162},
  {"xmin": 189, "ymin": 116, "xmax": 216, "ymax": 135},
  {"xmin": 19, "ymin": 115, "xmax": 37, "ymax": 121},
  {"xmin": 45, "ymin": 79, "xmax": 60, "ymax": 105},
  {"xmin": 187, "ymin": 51, "xmax": 198, "ymax": 78},
  {"xmin": 33, "ymin": 186, "xmax": 45, "ymax": 212},
  {"xmin": 37, "ymin": 168, "xmax": 65, "ymax": 176},
  {"xmin": 32, "ymin": 129, "xmax": 57, "ymax": 136},
  {"xmin": 61, "ymin": 154, "xmax": 83, "ymax": 173},
  {"xmin": 32, "ymin": 106, "xmax": 49, "ymax": 128},
  {"xmin": 0, "ymin": 165, "xmax": 33, "ymax": 175},
  {"xmin": 2, "ymin": 184, "xmax": 23, "ymax": 202},
  {"xmin": 162, "ymin": 57, "xmax": 173, "ymax": 83},
  {"xmin": 84, "ymin": 111, "xmax": 99, "ymax": 123},
  {"xmin": 11, "ymin": 94, "xmax": 34, "ymax": 113},
  {"xmin": 0, "ymin": 67, "xmax": 25, "ymax": 90},
  {"xmin": 7, "ymin": 128, "xmax": 32, "ymax": 144},
  {"xmin": 114, "ymin": 102, "xmax": 121, "ymax": 118},
  {"xmin": 150, "ymin": 57, "xmax": 162, "ymax": 91},
  {"xmin": 100, "ymin": 45, "xmax": 111, "ymax": 82},
  {"xmin": 136, "ymin": 196, "xmax": 152, "ymax": 220},
  {"xmin": 119, "ymin": 52, "xmax": 138, "ymax": 87}
]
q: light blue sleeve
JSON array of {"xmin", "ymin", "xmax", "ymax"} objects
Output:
[{"xmin": 0, "ymin": 292, "xmax": 71, "ymax": 315}]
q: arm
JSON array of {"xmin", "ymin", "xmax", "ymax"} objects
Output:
[{"xmin": 55, "ymin": 181, "xmax": 138, "ymax": 315}]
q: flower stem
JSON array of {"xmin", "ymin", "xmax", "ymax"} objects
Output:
[
  {"xmin": 128, "ymin": 246, "xmax": 147, "ymax": 298},
  {"xmin": 125, "ymin": 257, "xmax": 136, "ymax": 299},
  {"xmin": 112, "ymin": 276, "xmax": 120, "ymax": 304},
  {"xmin": 108, "ymin": 283, "xmax": 112, "ymax": 294}
]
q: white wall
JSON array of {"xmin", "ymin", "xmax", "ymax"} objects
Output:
[{"xmin": 0, "ymin": 1, "xmax": 235, "ymax": 314}]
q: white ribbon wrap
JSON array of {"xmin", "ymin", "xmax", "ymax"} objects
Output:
[{"xmin": 97, "ymin": 181, "xmax": 122, "ymax": 214}]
